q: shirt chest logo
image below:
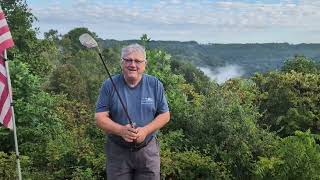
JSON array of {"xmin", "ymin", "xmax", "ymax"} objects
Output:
[{"xmin": 141, "ymin": 97, "xmax": 154, "ymax": 104}]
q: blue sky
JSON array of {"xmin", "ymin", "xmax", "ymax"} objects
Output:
[{"xmin": 25, "ymin": 0, "xmax": 320, "ymax": 44}]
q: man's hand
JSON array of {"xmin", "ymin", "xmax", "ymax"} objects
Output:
[
  {"xmin": 119, "ymin": 124, "xmax": 138, "ymax": 142},
  {"xmin": 135, "ymin": 127, "xmax": 149, "ymax": 144}
]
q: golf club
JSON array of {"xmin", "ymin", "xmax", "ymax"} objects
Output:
[{"xmin": 79, "ymin": 33, "xmax": 136, "ymax": 129}]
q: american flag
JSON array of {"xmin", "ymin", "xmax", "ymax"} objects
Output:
[{"xmin": 0, "ymin": 6, "xmax": 14, "ymax": 129}]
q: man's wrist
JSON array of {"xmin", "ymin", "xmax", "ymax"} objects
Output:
[
  {"xmin": 143, "ymin": 126, "xmax": 151, "ymax": 136},
  {"xmin": 114, "ymin": 124, "xmax": 123, "ymax": 136}
]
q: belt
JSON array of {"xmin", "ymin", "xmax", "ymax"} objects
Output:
[{"xmin": 110, "ymin": 136, "xmax": 154, "ymax": 152}]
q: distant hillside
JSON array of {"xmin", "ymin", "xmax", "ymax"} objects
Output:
[{"xmin": 99, "ymin": 39, "xmax": 320, "ymax": 76}]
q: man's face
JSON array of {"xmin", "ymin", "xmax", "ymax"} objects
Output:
[{"xmin": 121, "ymin": 51, "xmax": 146, "ymax": 82}]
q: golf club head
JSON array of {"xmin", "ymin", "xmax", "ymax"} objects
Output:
[{"xmin": 79, "ymin": 33, "xmax": 98, "ymax": 48}]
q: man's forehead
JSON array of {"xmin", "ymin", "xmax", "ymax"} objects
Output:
[{"xmin": 124, "ymin": 51, "xmax": 145, "ymax": 59}]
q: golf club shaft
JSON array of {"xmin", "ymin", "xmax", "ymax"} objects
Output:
[{"xmin": 98, "ymin": 52, "xmax": 135, "ymax": 128}]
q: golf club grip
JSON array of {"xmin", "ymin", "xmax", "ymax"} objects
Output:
[{"xmin": 98, "ymin": 53, "xmax": 135, "ymax": 128}]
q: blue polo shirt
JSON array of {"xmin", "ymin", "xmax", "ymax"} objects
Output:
[{"xmin": 96, "ymin": 74, "xmax": 169, "ymax": 146}]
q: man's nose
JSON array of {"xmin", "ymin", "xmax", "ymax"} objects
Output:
[{"xmin": 128, "ymin": 60, "xmax": 137, "ymax": 66}]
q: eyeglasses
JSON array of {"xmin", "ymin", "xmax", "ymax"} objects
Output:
[{"xmin": 122, "ymin": 58, "xmax": 146, "ymax": 65}]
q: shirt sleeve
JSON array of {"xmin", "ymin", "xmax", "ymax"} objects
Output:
[
  {"xmin": 95, "ymin": 80, "xmax": 112, "ymax": 113},
  {"xmin": 156, "ymin": 80, "xmax": 169, "ymax": 114}
]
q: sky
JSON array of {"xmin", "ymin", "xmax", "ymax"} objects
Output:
[{"xmin": 25, "ymin": 0, "xmax": 320, "ymax": 44}]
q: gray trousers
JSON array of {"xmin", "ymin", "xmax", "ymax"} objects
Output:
[{"xmin": 105, "ymin": 138, "xmax": 160, "ymax": 180}]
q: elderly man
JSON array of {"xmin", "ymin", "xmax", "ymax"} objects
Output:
[{"xmin": 95, "ymin": 43, "xmax": 170, "ymax": 180}]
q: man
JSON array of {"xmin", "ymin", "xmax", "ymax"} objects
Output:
[{"xmin": 95, "ymin": 43, "xmax": 170, "ymax": 180}]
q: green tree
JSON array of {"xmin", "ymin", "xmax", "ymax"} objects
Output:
[
  {"xmin": 158, "ymin": 130, "xmax": 232, "ymax": 179},
  {"xmin": 1, "ymin": 0, "xmax": 37, "ymax": 52},
  {"xmin": 44, "ymin": 29, "xmax": 61, "ymax": 45},
  {"xmin": 253, "ymin": 71, "xmax": 320, "ymax": 137},
  {"xmin": 47, "ymin": 63, "xmax": 89, "ymax": 103},
  {"xmin": 60, "ymin": 27, "xmax": 98, "ymax": 53},
  {"xmin": 2, "ymin": 0, "xmax": 55, "ymax": 78},
  {"xmin": 282, "ymin": 55, "xmax": 319, "ymax": 74},
  {"xmin": 191, "ymin": 86, "xmax": 276, "ymax": 179},
  {"xmin": 255, "ymin": 130, "xmax": 320, "ymax": 179},
  {"xmin": 0, "ymin": 152, "xmax": 30, "ymax": 179},
  {"xmin": 140, "ymin": 33, "xmax": 151, "ymax": 48},
  {"xmin": 171, "ymin": 60, "xmax": 213, "ymax": 94}
]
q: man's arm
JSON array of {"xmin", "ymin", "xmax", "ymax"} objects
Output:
[
  {"xmin": 135, "ymin": 111, "xmax": 170, "ymax": 143},
  {"xmin": 95, "ymin": 112, "xmax": 138, "ymax": 142}
]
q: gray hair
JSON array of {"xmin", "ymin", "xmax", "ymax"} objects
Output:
[{"xmin": 121, "ymin": 43, "xmax": 146, "ymax": 61}]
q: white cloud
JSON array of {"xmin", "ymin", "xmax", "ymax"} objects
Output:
[
  {"xmin": 199, "ymin": 65, "xmax": 245, "ymax": 84},
  {"xmin": 80, "ymin": 1, "xmax": 316, "ymax": 28},
  {"xmin": 28, "ymin": 0, "xmax": 320, "ymax": 43}
]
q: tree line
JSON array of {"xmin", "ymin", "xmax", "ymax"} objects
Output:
[{"xmin": 100, "ymin": 38, "xmax": 320, "ymax": 77}]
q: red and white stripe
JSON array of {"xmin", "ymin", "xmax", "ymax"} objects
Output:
[
  {"xmin": 0, "ymin": 7, "xmax": 14, "ymax": 50},
  {"xmin": 0, "ymin": 6, "xmax": 14, "ymax": 129},
  {"xmin": 0, "ymin": 58, "xmax": 12, "ymax": 129}
]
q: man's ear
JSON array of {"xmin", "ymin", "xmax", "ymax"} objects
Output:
[{"xmin": 120, "ymin": 62, "xmax": 124, "ymax": 70}]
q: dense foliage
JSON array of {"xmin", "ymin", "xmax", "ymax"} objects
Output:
[{"xmin": 1, "ymin": 1, "xmax": 320, "ymax": 179}]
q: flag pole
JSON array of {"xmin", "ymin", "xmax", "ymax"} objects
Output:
[{"xmin": 4, "ymin": 49, "xmax": 22, "ymax": 180}]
